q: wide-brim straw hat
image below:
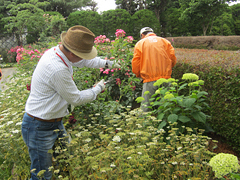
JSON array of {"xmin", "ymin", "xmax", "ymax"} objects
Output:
[{"xmin": 61, "ymin": 25, "xmax": 97, "ymax": 60}]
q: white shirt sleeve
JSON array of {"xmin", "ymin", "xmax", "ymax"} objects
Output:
[
  {"xmin": 71, "ymin": 57, "xmax": 107, "ymax": 68},
  {"xmin": 50, "ymin": 69, "xmax": 101, "ymax": 106}
]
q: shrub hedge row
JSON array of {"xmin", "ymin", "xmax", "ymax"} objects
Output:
[{"xmin": 172, "ymin": 49, "xmax": 240, "ymax": 152}]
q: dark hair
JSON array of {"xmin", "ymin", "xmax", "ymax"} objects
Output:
[{"xmin": 63, "ymin": 45, "xmax": 70, "ymax": 52}]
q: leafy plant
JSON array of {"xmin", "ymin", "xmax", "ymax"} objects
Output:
[{"xmin": 136, "ymin": 73, "xmax": 211, "ymax": 134}]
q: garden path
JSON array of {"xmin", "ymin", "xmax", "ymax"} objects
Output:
[{"xmin": 0, "ymin": 67, "xmax": 17, "ymax": 91}]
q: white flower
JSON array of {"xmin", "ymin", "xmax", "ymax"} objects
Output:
[
  {"xmin": 112, "ymin": 135, "xmax": 121, "ymax": 142},
  {"xmin": 137, "ymin": 152, "xmax": 142, "ymax": 155},
  {"xmin": 177, "ymin": 147, "xmax": 182, "ymax": 151},
  {"xmin": 172, "ymin": 162, "xmax": 178, "ymax": 165},
  {"xmin": 16, "ymin": 122, "xmax": 22, "ymax": 126},
  {"xmin": 7, "ymin": 121, "xmax": 13, "ymax": 125},
  {"xmin": 110, "ymin": 163, "xmax": 116, "ymax": 168},
  {"xmin": 127, "ymin": 157, "xmax": 132, "ymax": 160},
  {"xmin": 12, "ymin": 130, "xmax": 20, "ymax": 134},
  {"xmin": 85, "ymin": 138, "xmax": 91, "ymax": 143}
]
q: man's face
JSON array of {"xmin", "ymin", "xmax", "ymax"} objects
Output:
[{"xmin": 70, "ymin": 53, "xmax": 83, "ymax": 63}]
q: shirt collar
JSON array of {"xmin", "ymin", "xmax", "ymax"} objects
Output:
[
  {"xmin": 145, "ymin": 32, "xmax": 156, "ymax": 38},
  {"xmin": 55, "ymin": 45, "xmax": 72, "ymax": 67}
]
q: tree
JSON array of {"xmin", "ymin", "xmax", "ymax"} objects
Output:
[
  {"xmin": 3, "ymin": 0, "xmax": 49, "ymax": 46},
  {"xmin": 101, "ymin": 9, "xmax": 132, "ymax": 38},
  {"xmin": 38, "ymin": 0, "xmax": 93, "ymax": 17},
  {"xmin": 210, "ymin": 9, "xmax": 234, "ymax": 35},
  {"xmin": 67, "ymin": 10, "xmax": 103, "ymax": 36},
  {"xmin": 230, "ymin": 3, "xmax": 240, "ymax": 35},
  {"xmin": 179, "ymin": 0, "xmax": 229, "ymax": 36},
  {"xmin": 165, "ymin": 8, "xmax": 190, "ymax": 36},
  {"xmin": 131, "ymin": 9, "xmax": 161, "ymax": 41}
]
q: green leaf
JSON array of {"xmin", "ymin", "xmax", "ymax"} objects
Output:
[
  {"xmin": 158, "ymin": 121, "xmax": 167, "ymax": 129},
  {"xmin": 178, "ymin": 115, "xmax": 191, "ymax": 123},
  {"xmin": 178, "ymin": 83, "xmax": 188, "ymax": 91},
  {"xmin": 191, "ymin": 111, "xmax": 206, "ymax": 123},
  {"xmin": 173, "ymin": 107, "xmax": 181, "ymax": 113},
  {"xmin": 167, "ymin": 114, "xmax": 178, "ymax": 123},
  {"xmin": 157, "ymin": 113, "xmax": 164, "ymax": 120},
  {"xmin": 184, "ymin": 98, "xmax": 196, "ymax": 108},
  {"xmin": 136, "ymin": 97, "xmax": 145, "ymax": 103}
]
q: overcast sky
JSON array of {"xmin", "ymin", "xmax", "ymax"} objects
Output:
[{"xmin": 95, "ymin": 0, "xmax": 117, "ymax": 13}]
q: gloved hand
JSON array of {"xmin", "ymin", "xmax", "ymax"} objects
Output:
[
  {"xmin": 92, "ymin": 79, "xmax": 106, "ymax": 94},
  {"xmin": 106, "ymin": 60, "xmax": 121, "ymax": 69}
]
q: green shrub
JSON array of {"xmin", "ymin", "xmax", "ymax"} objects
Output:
[
  {"xmin": 130, "ymin": 9, "xmax": 161, "ymax": 41},
  {"xmin": 101, "ymin": 9, "xmax": 132, "ymax": 39},
  {"xmin": 67, "ymin": 10, "xmax": 103, "ymax": 37}
]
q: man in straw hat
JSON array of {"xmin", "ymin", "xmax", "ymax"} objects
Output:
[{"xmin": 21, "ymin": 25, "xmax": 120, "ymax": 180}]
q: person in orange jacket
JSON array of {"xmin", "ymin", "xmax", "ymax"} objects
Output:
[{"xmin": 132, "ymin": 27, "xmax": 177, "ymax": 112}]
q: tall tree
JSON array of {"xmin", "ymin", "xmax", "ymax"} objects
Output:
[
  {"xmin": 230, "ymin": 3, "xmax": 240, "ymax": 35},
  {"xmin": 38, "ymin": 0, "xmax": 92, "ymax": 17},
  {"xmin": 3, "ymin": 0, "xmax": 49, "ymax": 45},
  {"xmin": 179, "ymin": 0, "xmax": 230, "ymax": 36}
]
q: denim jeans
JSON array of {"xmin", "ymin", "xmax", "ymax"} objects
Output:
[{"xmin": 21, "ymin": 112, "xmax": 67, "ymax": 180}]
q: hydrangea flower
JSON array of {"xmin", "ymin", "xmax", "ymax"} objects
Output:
[
  {"xmin": 182, "ymin": 73, "xmax": 199, "ymax": 81},
  {"xmin": 153, "ymin": 78, "xmax": 168, "ymax": 86},
  {"xmin": 112, "ymin": 135, "xmax": 121, "ymax": 142},
  {"xmin": 209, "ymin": 153, "xmax": 240, "ymax": 178}
]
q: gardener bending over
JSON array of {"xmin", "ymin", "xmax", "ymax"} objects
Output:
[
  {"xmin": 132, "ymin": 27, "xmax": 177, "ymax": 112},
  {"xmin": 21, "ymin": 25, "xmax": 120, "ymax": 180}
]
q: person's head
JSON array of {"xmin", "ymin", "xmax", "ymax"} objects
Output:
[
  {"xmin": 140, "ymin": 27, "xmax": 154, "ymax": 39},
  {"xmin": 60, "ymin": 25, "xmax": 97, "ymax": 62}
]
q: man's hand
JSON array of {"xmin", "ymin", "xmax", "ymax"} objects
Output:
[
  {"xmin": 94, "ymin": 79, "xmax": 106, "ymax": 91},
  {"xmin": 106, "ymin": 60, "xmax": 121, "ymax": 69}
]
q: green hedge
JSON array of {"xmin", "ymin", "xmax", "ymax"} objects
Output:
[{"xmin": 172, "ymin": 62, "xmax": 240, "ymax": 152}]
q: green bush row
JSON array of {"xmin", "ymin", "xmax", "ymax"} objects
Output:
[{"xmin": 172, "ymin": 62, "xmax": 240, "ymax": 152}]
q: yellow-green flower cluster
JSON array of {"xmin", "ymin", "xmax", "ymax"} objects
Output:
[
  {"xmin": 209, "ymin": 153, "xmax": 240, "ymax": 178},
  {"xmin": 188, "ymin": 80, "xmax": 204, "ymax": 86},
  {"xmin": 154, "ymin": 78, "xmax": 176, "ymax": 87},
  {"xmin": 164, "ymin": 92, "xmax": 174, "ymax": 99},
  {"xmin": 182, "ymin": 73, "xmax": 199, "ymax": 81}
]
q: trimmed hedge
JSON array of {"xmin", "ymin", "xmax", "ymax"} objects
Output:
[
  {"xmin": 172, "ymin": 49, "xmax": 240, "ymax": 152},
  {"xmin": 166, "ymin": 36, "xmax": 240, "ymax": 50}
]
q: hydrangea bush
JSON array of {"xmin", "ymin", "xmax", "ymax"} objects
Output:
[{"xmin": 209, "ymin": 153, "xmax": 240, "ymax": 178}]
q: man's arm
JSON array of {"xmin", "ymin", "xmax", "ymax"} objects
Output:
[{"xmin": 132, "ymin": 46, "xmax": 141, "ymax": 77}]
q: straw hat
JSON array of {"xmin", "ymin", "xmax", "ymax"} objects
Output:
[{"xmin": 61, "ymin": 25, "xmax": 97, "ymax": 60}]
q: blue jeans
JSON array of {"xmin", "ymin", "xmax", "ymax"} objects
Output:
[{"xmin": 21, "ymin": 113, "xmax": 67, "ymax": 180}]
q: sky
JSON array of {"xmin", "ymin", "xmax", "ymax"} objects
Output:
[{"xmin": 95, "ymin": 0, "xmax": 117, "ymax": 13}]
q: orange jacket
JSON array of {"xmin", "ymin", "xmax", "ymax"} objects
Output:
[{"xmin": 132, "ymin": 33, "xmax": 177, "ymax": 83}]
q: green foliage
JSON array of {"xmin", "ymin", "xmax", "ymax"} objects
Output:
[
  {"xmin": 130, "ymin": 9, "xmax": 161, "ymax": 41},
  {"xmin": 210, "ymin": 11, "xmax": 235, "ymax": 36},
  {"xmin": 101, "ymin": 9, "xmax": 132, "ymax": 39},
  {"xmin": 67, "ymin": 10, "xmax": 103, "ymax": 37},
  {"xmin": 172, "ymin": 49, "xmax": 240, "ymax": 152},
  {"xmin": 38, "ymin": 0, "xmax": 92, "ymax": 17},
  {"xmin": 179, "ymin": 0, "xmax": 228, "ymax": 36},
  {"xmin": 3, "ymin": 0, "xmax": 49, "ymax": 45},
  {"xmin": 165, "ymin": 8, "xmax": 189, "ymax": 36},
  {"xmin": 142, "ymin": 73, "xmax": 211, "ymax": 135},
  {"xmin": 1, "ymin": 35, "xmax": 240, "ymax": 179}
]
